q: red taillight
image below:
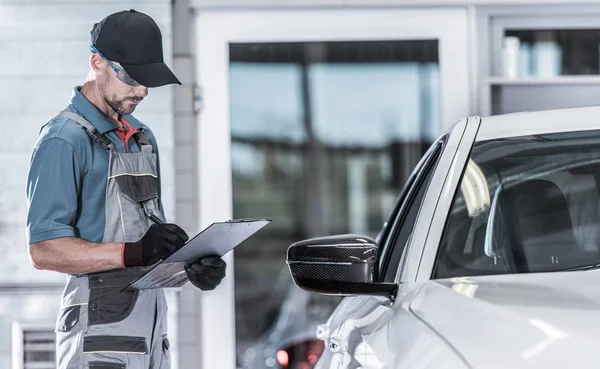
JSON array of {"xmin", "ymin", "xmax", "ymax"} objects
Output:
[
  {"xmin": 279, "ymin": 340, "xmax": 325, "ymax": 369},
  {"xmin": 277, "ymin": 349, "xmax": 290, "ymax": 367}
]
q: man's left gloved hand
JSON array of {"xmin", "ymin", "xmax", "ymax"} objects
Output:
[{"xmin": 185, "ymin": 256, "xmax": 227, "ymax": 291}]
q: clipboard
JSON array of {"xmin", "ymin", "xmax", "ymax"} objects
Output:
[{"xmin": 123, "ymin": 218, "xmax": 271, "ymax": 292}]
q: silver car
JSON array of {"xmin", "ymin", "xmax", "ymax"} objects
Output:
[{"xmin": 286, "ymin": 106, "xmax": 600, "ymax": 369}]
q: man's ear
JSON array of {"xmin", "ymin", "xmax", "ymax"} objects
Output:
[{"xmin": 89, "ymin": 53, "xmax": 105, "ymax": 75}]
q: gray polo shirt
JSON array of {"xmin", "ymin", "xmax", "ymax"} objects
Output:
[{"xmin": 26, "ymin": 87, "xmax": 165, "ymax": 244}]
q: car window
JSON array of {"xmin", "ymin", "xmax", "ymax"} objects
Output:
[
  {"xmin": 378, "ymin": 136, "xmax": 447, "ymax": 282},
  {"xmin": 434, "ymin": 130, "xmax": 600, "ymax": 279}
]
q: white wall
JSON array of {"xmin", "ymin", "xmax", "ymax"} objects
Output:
[{"xmin": 0, "ymin": 0, "xmax": 177, "ymax": 366}]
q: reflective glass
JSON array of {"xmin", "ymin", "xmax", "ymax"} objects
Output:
[
  {"xmin": 504, "ymin": 29, "xmax": 600, "ymax": 76},
  {"xmin": 435, "ymin": 130, "xmax": 600, "ymax": 278}
]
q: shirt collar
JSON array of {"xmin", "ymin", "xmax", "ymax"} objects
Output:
[
  {"xmin": 121, "ymin": 114, "xmax": 143, "ymax": 130},
  {"xmin": 70, "ymin": 86, "xmax": 143, "ymax": 134}
]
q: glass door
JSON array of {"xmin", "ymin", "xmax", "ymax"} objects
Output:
[{"xmin": 194, "ymin": 9, "xmax": 471, "ymax": 369}]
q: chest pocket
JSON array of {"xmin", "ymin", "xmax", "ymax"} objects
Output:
[{"xmin": 114, "ymin": 174, "xmax": 158, "ymax": 204}]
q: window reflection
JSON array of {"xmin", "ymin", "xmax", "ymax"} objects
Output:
[
  {"xmin": 230, "ymin": 40, "xmax": 442, "ymax": 368},
  {"xmin": 310, "ymin": 63, "xmax": 441, "ymax": 145},
  {"xmin": 435, "ymin": 131, "xmax": 600, "ymax": 279},
  {"xmin": 230, "ymin": 64, "xmax": 306, "ymax": 143}
]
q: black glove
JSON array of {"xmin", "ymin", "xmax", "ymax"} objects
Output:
[
  {"xmin": 123, "ymin": 224, "xmax": 189, "ymax": 267},
  {"xmin": 185, "ymin": 256, "xmax": 227, "ymax": 291}
]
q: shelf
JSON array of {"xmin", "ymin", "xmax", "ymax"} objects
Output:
[{"xmin": 487, "ymin": 76, "xmax": 600, "ymax": 86}]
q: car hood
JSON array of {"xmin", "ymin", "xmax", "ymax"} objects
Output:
[{"xmin": 410, "ymin": 270, "xmax": 600, "ymax": 369}]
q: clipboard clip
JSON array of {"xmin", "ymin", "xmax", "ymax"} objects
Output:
[{"xmin": 227, "ymin": 218, "xmax": 270, "ymax": 223}]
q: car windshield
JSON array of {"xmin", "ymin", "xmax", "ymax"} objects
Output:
[{"xmin": 434, "ymin": 129, "xmax": 600, "ymax": 279}]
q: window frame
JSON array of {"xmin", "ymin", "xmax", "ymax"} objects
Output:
[
  {"xmin": 406, "ymin": 116, "xmax": 482, "ymax": 283},
  {"xmin": 378, "ymin": 136, "xmax": 448, "ymax": 283},
  {"xmin": 376, "ymin": 117, "xmax": 479, "ymax": 284}
]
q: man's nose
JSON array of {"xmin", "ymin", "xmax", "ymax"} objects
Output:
[{"xmin": 134, "ymin": 85, "xmax": 149, "ymax": 98}]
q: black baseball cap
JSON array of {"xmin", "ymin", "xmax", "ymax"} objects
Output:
[{"xmin": 91, "ymin": 9, "xmax": 181, "ymax": 88}]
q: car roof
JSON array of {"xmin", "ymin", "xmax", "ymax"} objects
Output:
[{"xmin": 474, "ymin": 105, "xmax": 600, "ymax": 142}]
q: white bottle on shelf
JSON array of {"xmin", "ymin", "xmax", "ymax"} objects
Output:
[
  {"xmin": 502, "ymin": 36, "xmax": 520, "ymax": 79},
  {"xmin": 532, "ymin": 31, "xmax": 562, "ymax": 77},
  {"xmin": 519, "ymin": 42, "xmax": 532, "ymax": 77}
]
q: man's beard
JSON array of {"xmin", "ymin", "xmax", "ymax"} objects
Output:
[{"xmin": 105, "ymin": 96, "xmax": 142, "ymax": 115}]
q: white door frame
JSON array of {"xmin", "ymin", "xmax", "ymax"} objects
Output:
[{"xmin": 193, "ymin": 8, "xmax": 471, "ymax": 369}]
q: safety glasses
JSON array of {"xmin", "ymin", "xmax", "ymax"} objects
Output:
[{"xmin": 90, "ymin": 44, "xmax": 141, "ymax": 87}]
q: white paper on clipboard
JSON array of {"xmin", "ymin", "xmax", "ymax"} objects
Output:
[{"xmin": 123, "ymin": 219, "xmax": 270, "ymax": 291}]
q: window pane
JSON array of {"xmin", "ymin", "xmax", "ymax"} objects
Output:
[
  {"xmin": 230, "ymin": 40, "xmax": 442, "ymax": 368},
  {"xmin": 435, "ymin": 130, "xmax": 600, "ymax": 279},
  {"xmin": 504, "ymin": 29, "xmax": 600, "ymax": 77}
]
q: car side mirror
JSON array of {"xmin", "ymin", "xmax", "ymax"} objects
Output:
[{"xmin": 286, "ymin": 234, "xmax": 397, "ymax": 298}]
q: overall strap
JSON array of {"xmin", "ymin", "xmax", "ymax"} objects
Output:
[
  {"xmin": 54, "ymin": 111, "xmax": 114, "ymax": 151},
  {"xmin": 133, "ymin": 129, "xmax": 154, "ymax": 153}
]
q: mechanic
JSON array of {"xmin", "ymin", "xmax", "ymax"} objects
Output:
[{"xmin": 25, "ymin": 9, "xmax": 226, "ymax": 369}]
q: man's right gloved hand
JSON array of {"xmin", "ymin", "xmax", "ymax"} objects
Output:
[{"xmin": 123, "ymin": 224, "xmax": 189, "ymax": 267}]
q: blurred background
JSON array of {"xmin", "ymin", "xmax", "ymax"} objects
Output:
[{"xmin": 2, "ymin": 1, "xmax": 600, "ymax": 369}]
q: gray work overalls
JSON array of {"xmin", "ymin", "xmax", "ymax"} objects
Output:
[{"xmin": 51, "ymin": 111, "xmax": 170, "ymax": 369}]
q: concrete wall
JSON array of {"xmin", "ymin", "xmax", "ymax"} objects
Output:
[{"xmin": 0, "ymin": 0, "xmax": 178, "ymax": 367}]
